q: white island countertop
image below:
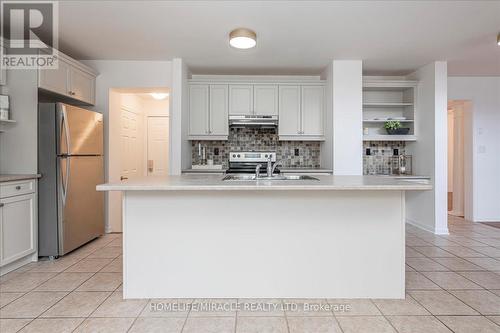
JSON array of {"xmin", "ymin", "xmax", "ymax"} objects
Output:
[{"xmin": 97, "ymin": 174, "xmax": 432, "ymax": 191}]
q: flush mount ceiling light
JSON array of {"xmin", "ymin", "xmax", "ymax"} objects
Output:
[
  {"xmin": 150, "ymin": 93, "xmax": 169, "ymax": 100},
  {"xmin": 229, "ymin": 28, "xmax": 257, "ymax": 49}
]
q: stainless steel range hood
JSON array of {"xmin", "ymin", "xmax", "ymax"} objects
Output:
[{"xmin": 229, "ymin": 115, "xmax": 278, "ymax": 128}]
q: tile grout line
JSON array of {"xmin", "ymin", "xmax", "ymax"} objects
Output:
[
  {"xmin": 125, "ymin": 298, "xmax": 150, "ymax": 333},
  {"xmin": 281, "ymin": 299, "xmax": 291, "ymax": 333},
  {"xmin": 369, "ymin": 297, "xmax": 403, "ymax": 332}
]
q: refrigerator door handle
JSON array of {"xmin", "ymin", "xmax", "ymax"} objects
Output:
[
  {"xmin": 60, "ymin": 156, "xmax": 70, "ymax": 205},
  {"xmin": 60, "ymin": 105, "xmax": 71, "ymax": 155}
]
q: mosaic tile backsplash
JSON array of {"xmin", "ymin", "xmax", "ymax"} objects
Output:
[
  {"xmin": 191, "ymin": 128, "xmax": 321, "ymax": 168},
  {"xmin": 363, "ymin": 141, "xmax": 407, "ymax": 175}
]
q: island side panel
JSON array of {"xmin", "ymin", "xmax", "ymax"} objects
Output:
[{"xmin": 122, "ymin": 190, "xmax": 405, "ymax": 299}]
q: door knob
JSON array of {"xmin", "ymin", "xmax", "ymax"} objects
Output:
[{"xmin": 120, "ymin": 176, "xmax": 128, "ymax": 181}]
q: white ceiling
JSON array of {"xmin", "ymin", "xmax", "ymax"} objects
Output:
[{"xmin": 56, "ymin": 0, "xmax": 500, "ymax": 76}]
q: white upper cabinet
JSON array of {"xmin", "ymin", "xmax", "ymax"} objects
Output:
[
  {"xmin": 253, "ymin": 85, "xmax": 278, "ymax": 116},
  {"xmin": 301, "ymin": 86, "xmax": 324, "ymax": 137},
  {"xmin": 229, "ymin": 85, "xmax": 253, "ymax": 115},
  {"xmin": 189, "ymin": 84, "xmax": 228, "ymax": 140},
  {"xmin": 188, "ymin": 76, "xmax": 325, "ymax": 141},
  {"xmin": 38, "ymin": 51, "xmax": 97, "ymax": 105},
  {"xmin": 38, "ymin": 56, "xmax": 70, "ymax": 96},
  {"xmin": 279, "ymin": 86, "xmax": 301, "ymax": 137},
  {"xmin": 209, "ymin": 85, "xmax": 229, "ymax": 137},
  {"xmin": 69, "ymin": 66, "xmax": 95, "ymax": 105},
  {"xmin": 279, "ymin": 85, "xmax": 325, "ymax": 140},
  {"xmin": 189, "ymin": 85, "xmax": 209, "ymax": 137}
]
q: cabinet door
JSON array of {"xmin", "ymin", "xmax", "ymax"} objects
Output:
[
  {"xmin": 301, "ymin": 86, "xmax": 324, "ymax": 136},
  {"xmin": 38, "ymin": 57, "xmax": 70, "ymax": 96},
  {"xmin": 278, "ymin": 86, "xmax": 301, "ymax": 136},
  {"xmin": 229, "ymin": 85, "xmax": 253, "ymax": 115},
  {"xmin": 189, "ymin": 85, "xmax": 209, "ymax": 136},
  {"xmin": 0, "ymin": 46, "xmax": 6, "ymax": 85},
  {"xmin": 209, "ymin": 85, "xmax": 228, "ymax": 136},
  {"xmin": 69, "ymin": 67, "xmax": 95, "ymax": 105},
  {"xmin": 0, "ymin": 194, "xmax": 36, "ymax": 266},
  {"xmin": 254, "ymin": 85, "xmax": 278, "ymax": 116}
]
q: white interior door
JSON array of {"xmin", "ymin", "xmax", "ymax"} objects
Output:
[
  {"xmin": 120, "ymin": 107, "xmax": 142, "ymax": 181},
  {"xmin": 147, "ymin": 117, "xmax": 169, "ymax": 176}
]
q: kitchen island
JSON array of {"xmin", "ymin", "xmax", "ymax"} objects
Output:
[{"xmin": 97, "ymin": 175, "xmax": 431, "ymax": 299}]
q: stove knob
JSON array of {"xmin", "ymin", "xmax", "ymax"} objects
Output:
[
  {"xmin": 264, "ymin": 154, "xmax": 268, "ymax": 158},
  {"xmin": 237, "ymin": 154, "xmax": 241, "ymax": 158},
  {"xmin": 232, "ymin": 154, "xmax": 236, "ymax": 158}
]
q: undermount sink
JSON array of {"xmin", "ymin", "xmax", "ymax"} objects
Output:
[{"xmin": 222, "ymin": 174, "xmax": 320, "ymax": 181}]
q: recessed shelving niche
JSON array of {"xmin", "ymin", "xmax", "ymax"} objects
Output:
[{"xmin": 362, "ymin": 78, "xmax": 418, "ymax": 141}]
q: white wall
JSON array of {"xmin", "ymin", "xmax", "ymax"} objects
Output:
[
  {"xmin": 0, "ymin": 69, "xmax": 38, "ymax": 174},
  {"xmin": 332, "ymin": 60, "xmax": 363, "ymax": 175},
  {"xmin": 448, "ymin": 77, "xmax": 500, "ymax": 222},
  {"xmin": 406, "ymin": 62, "xmax": 449, "ymax": 235},
  {"xmin": 170, "ymin": 58, "xmax": 191, "ymax": 175},
  {"xmin": 82, "ymin": 60, "xmax": 172, "ymax": 232}
]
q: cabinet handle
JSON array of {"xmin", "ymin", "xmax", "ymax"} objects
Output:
[
  {"xmin": 0, "ymin": 203, "xmax": 4, "ymax": 208},
  {"xmin": 15, "ymin": 185, "xmax": 21, "ymax": 190}
]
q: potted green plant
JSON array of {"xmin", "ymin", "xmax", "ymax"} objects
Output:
[{"xmin": 384, "ymin": 120, "xmax": 410, "ymax": 135}]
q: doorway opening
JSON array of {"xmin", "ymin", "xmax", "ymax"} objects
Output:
[
  {"xmin": 108, "ymin": 87, "xmax": 170, "ymax": 232},
  {"xmin": 447, "ymin": 100, "xmax": 473, "ymax": 220}
]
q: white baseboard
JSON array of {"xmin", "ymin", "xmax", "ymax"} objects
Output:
[
  {"xmin": 406, "ymin": 218, "xmax": 449, "ymax": 235},
  {"xmin": 473, "ymin": 218, "xmax": 500, "ymax": 223},
  {"xmin": 0, "ymin": 255, "xmax": 36, "ymax": 276}
]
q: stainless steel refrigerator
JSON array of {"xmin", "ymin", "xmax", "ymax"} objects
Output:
[{"xmin": 38, "ymin": 103, "xmax": 104, "ymax": 257}]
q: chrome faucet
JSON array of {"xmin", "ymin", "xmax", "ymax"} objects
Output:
[
  {"xmin": 271, "ymin": 160, "xmax": 283, "ymax": 175},
  {"xmin": 266, "ymin": 156, "xmax": 283, "ymax": 177},
  {"xmin": 266, "ymin": 156, "xmax": 273, "ymax": 177},
  {"xmin": 255, "ymin": 164, "xmax": 263, "ymax": 179}
]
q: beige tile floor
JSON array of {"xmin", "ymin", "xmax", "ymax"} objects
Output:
[{"xmin": 1, "ymin": 216, "xmax": 500, "ymax": 332}]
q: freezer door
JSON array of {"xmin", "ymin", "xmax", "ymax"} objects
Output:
[
  {"xmin": 57, "ymin": 103, "xmax": 103, "ymax": 155},
  {"xmin": 58, "ymin": 155, "xmax": 104, "ymax": 255}
]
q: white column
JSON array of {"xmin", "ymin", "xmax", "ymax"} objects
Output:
[
  {"xmin": 406, "ymin": 62, "xmax": 448, "ymax": 235},
  {"xmin": 332, "ymin": 60, "xmax": 363, "ymax": 175},
  {"xmin": 170, "ymin": 58, "xmax": 191, "ymax": 175}
]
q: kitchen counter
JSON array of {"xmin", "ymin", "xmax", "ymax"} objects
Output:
[
  {"xmin": 97, "ymin": 174, "xmax": 431, "ymax": 191},
  {"xmin": 182, "ymin": 168, "xmax": 333, "ymax": 174},
  {"xmin": 0, "ymin": 174, "xmax": 41, "ymax": 183},
  {"xmin": 98, "ymin": 174, "xmax": 429, "ymax": 300},
  {"xmin": 182, "ymin": 168, "xmax": 227, "ymax": 174},
  {"xmin": 280, "ymin": 168, "xmax": 333, "ymax": 174}
]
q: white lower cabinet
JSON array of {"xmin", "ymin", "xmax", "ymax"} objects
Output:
[{"xmin": 0, "ymin": 179, "xmax": 38, "ymax": 274}]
